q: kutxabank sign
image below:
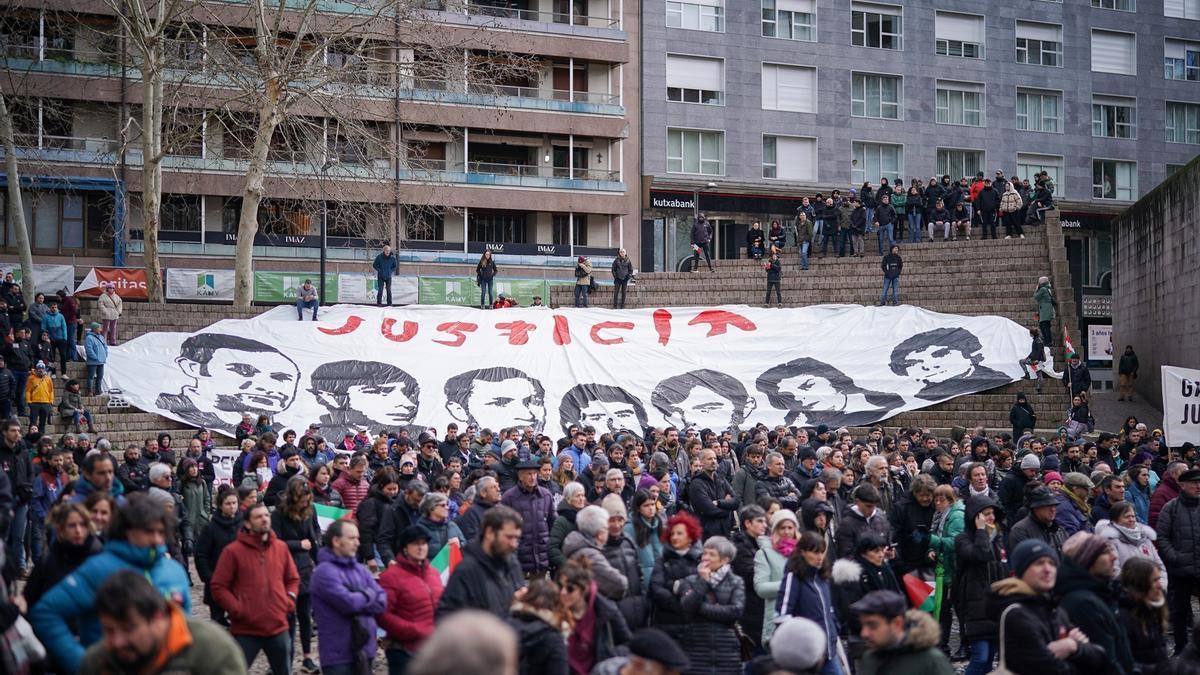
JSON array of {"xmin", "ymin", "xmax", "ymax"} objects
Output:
[{"xmin": 105, "ymin": 304, "xmax": 1029, "ymax": 440}]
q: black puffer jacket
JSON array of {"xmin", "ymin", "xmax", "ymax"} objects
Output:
[
  {"xmin": 1155, "ymin": 491, "xmax": 1200, "ymax": 576},
  {"xmin": 954, "ymin": 496, "xmax": 1008, "ymax": 640},
  {"xmin": 677, "ymin": 570, "xmax": 745, "ymax": 675},
  {"xmin": 353, "ymin": 487, "xmax": 395, "ymax": 563},
  {"xmin": 270, "ymin": 508, "xmax": 321, "ymax": 593},
  {"xmin": 436, "ymin": 540, "xmax": 526, "ymax": 619},
  {"xmin": 754, "ymin": 474, "xmax": 801, "ymax": 512},
  {"xmin": 196, "ymin": 511, "xmax": 242, "ymax": 586},
  {"xmin": 836, "ymin": 506, "xmax": 893, "ymax": 560},
  {"xmin": 649, "ymin": 544, "xmax": 702, "ymax": 627},
  {"xmin": 687, "ymin": 471, "xmax": 738, "ymax": 539},
  {"xmin": 23, "ymin": 535, "xmax": 103, "ymax": 608},
  {"xmin": 602, "ymin": 533, "xmax": 647, "ymax": 630},
  {"xmin": 509, "ymin": 603, "xmax": 569, "ymax": 675},
  {"xmin": 986, "ymin": 578, "xmax": 1107, "ymax": 675}
]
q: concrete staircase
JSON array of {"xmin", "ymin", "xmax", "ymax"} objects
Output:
[
  {"xmin": 33, "ymin": 302, "xmax": 267, "ymax": 447},
  {"xmin": 551, "ymin": 212, "xmax": 1082, "ymax": 437}
]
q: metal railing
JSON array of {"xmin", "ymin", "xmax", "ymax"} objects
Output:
[
  {"xmin": 404, "ymin": 158, "xmax": 618, "ymax": 182},
  {"xmin": 461, "ymin": 1, "xmax": 620, "ymax": 27},
  {"xmin": 409, "ymin": 79, "xmax": 619, "ymax": 105}
]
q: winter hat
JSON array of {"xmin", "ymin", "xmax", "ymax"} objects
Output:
[
  {"xmin": 89, "ymin": 322, "xmax": 101, "ymax": 330},
  {"xmin": 34, "ymin": 361, "xmax": 46, "ymax": 371},
  {"xmin": 1062, "ymin": 532, "xmax": 1111, "ymax": 570},
  {"xmin": 1010, "ymin": 539, "xmax": 1059, "ymax": 578},
  {"xmin": 798, "ymin": 447, "xmax": 817, "ymax": 462},
  {"xmin": 770, "ymin": 618, "xmax": 827, "ymax": 671},
  {"xmin": 770, "ymin": 509, "xmax": 799, "ymax": 533},
  {"xmin": 1042, "ymin": 455, "xmax": 1061, "ymax": 471},
  {"xmin": 600, "ymin": 493, "xmax": 627, "ymax": 520},
  {"xmin": 147, "ymin": 487, "xmax": 175, "ymax": 511},
  {"xmin": 1020, "ymin": 454, "xmax": 1041, "ymax": 470},
  {"xmin": 500, "ymin": 439, "xmax": 518, "ymax": 455},
  {"xmin": 1042, "ymin": 471, "xmax": 1064, "ymax": 485},
  {"xmin": 627, "ymin": 628, "xmax": 690, "ymax": 671}
]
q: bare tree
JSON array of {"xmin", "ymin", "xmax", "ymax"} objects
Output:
[{"xmin": 0, "ymin": 92, "xmax": 35, "ymax": 306}]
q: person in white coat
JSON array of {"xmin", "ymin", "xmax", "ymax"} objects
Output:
[
  {"xmin": 97, "ymin": 283, "xmax": 123, "ymax": 346},
  {"xmin": 753, "ymin": 509, "xmax": 798, "ymax": 646},
  {"xmin": 1096, "ymin": 501, "xmax": 1167, "ymax": 592}
]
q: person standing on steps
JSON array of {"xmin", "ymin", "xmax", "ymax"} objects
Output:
[
  {"xmin": 976, "ymin": 177, "xmax": 1001, "ymax": 240},
  {"xmin": 97, "ymin": 282, "xmax": 123, "ymax": 345},
  {"xmin": 574, "ymin": 256, "xmax": 594, "ymax": 308},
  {"xmin": 879, "ymin": 245, "xmax": 902, "ymax": 306},
  {"xmin": 611, "ymin": 248, "xmax": 633, "ymax": 310},
  {"xmin": 795, "ymin": 210, "xmax": 813, "ymax": 271},
  {"xmin": 372, "ymin": 242, "xmax": 398, "ymax": 307},
  {"xmin": 83, "ymin": 322, "xmax": 107, "ymax": 397},
  {"xmin": 691, "ymin": 213, "xmax": 714, "ymax": 272},
  {"xmin": 1117, "ymin": 346, "xmax": 1139, "ymax": 402},
  {"xmin": 476, "ymin": 250, "xmax": 498, "ymax": 309},
  {"xmin": 820, "ymin": 197, "xmax": 841, "ymax": 257},
  {"xmin": 1000, "ymin": 180, "xmax": 1025, "ymax": 239},
  {"xmin": 765, "ymin": 251, "xmax": 783, "ymax": 308},
  {"xmin": 874, "ymin": 194, "xmax": 897, "ymax": 255},
  {"xmin": 1034, "ymin": 276, "xmax": 1057, "ymax": 347}
]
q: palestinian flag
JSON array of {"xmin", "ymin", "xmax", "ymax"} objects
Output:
[
  {"xmin": 1064, "ymin": 333, "xmax": 1077, "ymax": 360},
  {"xmin": 315, "ymin": 503, "xmax": 353, "ymax": 531},
  {"xmin": 432, "ymin": 538, "xmax": 462, "ymax": 585},
  {"xmin": 902, "ymin": 571, "xmax": 938, "ymax": 613}
]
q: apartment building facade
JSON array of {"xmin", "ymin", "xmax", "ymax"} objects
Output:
[
  {"xmin": 639, "ymin": 0, "xmax": 1200, "ymax": 283},
  {"xmin": 0, "ymin": 0, "xmax": 640, "ymax": 297}
]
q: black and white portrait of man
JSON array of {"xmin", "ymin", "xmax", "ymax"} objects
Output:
[
  {"xmin": 155, "ymin": 333, "xmax": 299, "ymax": 435},
  {"xmin": 889, "ymin": 327, "xmax": 1010, "ymax": 400},
  {"xmin": 309, "ymin": 360, "xmax": 422, "ymax": 438},
  {"xmin": 755, "ymin": 357, "xmax": 904, "ymax": 427},
  {"xmin": 443, "ymin": 366, "xmax": 546, "ymax": 433},
  {"xmin": 651, "ymin": 369, "xmax": 756, "ymax": 430},
  {"xmin": 559, "ymin": 383, "xmax": 649, "ymax": 437}
]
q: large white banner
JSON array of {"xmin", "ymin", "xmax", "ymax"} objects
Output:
[
  {"xmin": 166, "ymin": 269, "xmax": 237, "ymax": 302},
  {"xmin": 0, "ymin": 264, "xmax": 75, "ymax": 295},
  {"xmin": 104, "ymin": 304, "xmax": 1030, "ymax": 439},
  {"xmin": 1162, "ymin": 366, "xmax": 1200, "ymax": 446}
]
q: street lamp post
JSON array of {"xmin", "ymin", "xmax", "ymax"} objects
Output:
[{"xmin": 318, "ymin": 158, "xmax": 338, "ymax": 304}]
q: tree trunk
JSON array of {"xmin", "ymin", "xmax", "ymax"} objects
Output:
[
  {"xmin": 0, "ymin": 93, "xmax": 36, "ymax": 307},
  {"xmin": 233, "ymin": 82, "xmax": 283, "ymax": 308},
  {"xmin": 139, "ymin": 60, "xmax": 165, "ymax": 303}
]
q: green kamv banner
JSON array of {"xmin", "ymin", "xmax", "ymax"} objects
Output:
[
  {"xmin": 253, "ymin": 272, "xmax": 338, "ymax": 303},
  {"xmin": 418, "ymin": 277, "xmax": 555, "ymax": 306}
]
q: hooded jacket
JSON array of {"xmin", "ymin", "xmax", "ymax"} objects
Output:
[
  {"xmin": 1054, "ymin": 557, "xmax": 1135, "ymax": 675},
  {"xmin": 30, "ymin": 539, "xmax": 191, "ymax": 673},
  {"xmin": 564, "ymin": 530, "xmax": 629, "ymax": 600},
  {"xmin": 436, "ymin": 539, "xmax": 526, "ymax": 619},
  {"xmin": 858, "ymin": 610, "xmax": 954, "ymax": 675},
  {"xmin": 310, "ymin": 547, "xmax": 388, "ymax": 668},
  {"xmin": 986, "ymin": 578, "xmax": 1106, "ymax": 675},
  {"xmin": 953, "ymin": 496, "xmax": 1008, "ymax": 640},
  {"xmin": 831, "ymin": 556, "xmax": 901, "ymax": 640},
  {"xmin": 210, "ymin": 527, "xmax": 300, "ymax": 637},
  {"xmin": 378, "ymin": 552, "xmax": 444, "ymax": 653},
  {"xmin": 1010, "ymin": 396, "xmax": 1036, "ymax": 437}
]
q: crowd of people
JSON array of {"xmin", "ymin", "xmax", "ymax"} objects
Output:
[{"xmin": 0, "ymin": 386, "xmax": 1197, "ymax": 675}]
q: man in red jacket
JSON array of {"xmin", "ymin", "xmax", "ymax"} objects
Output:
[
  {"xmin": 1150, "ymin": 461, "xmax": 1187, "ymax": 528},
  {"xmin": 211, "ymin": 502, "xmax": 300, "ymax": 674}
]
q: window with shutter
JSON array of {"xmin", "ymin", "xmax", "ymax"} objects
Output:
[{"xmin": 1091, "ymin": 30, "xmax": 1136, "ymax": 75}]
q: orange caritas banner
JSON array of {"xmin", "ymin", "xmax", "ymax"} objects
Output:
[{"xmin": 74, "ymin": 267, "xmax": 150, "ymax": 300}]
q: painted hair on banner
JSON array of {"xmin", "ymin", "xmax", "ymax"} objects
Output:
[{"xmin": 111, "ymin": 304, "xmax": 1031, "ymax": 438}]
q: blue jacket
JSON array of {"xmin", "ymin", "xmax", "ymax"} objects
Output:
[
  {"xmin": 1126, "ymin": 485, "xmax": 1151, "ymax": 524},
  {"xmin": 1054, "ymin": 489, "xmax": 1093, "ymax": 538},
  {"xmin": 776, "ymin": 566, "xmax": 840, "ymax": 659},
  {"xmin": 41, "ymin": 312, "xmax": 67, "ymax": 342},
  {"xmin": 30, "ymin": 540, "xmax": 191, "ymax": 673},
  {"xmin": 84, "ymin": 332, "xmax": 107, "ymax": 366},
  {"xmin": 310, "ymin": 547, "xmax": 387, "ymax": 668},
  {"xmin": 69, "ymin": 475, "xmax": 126, "ymax": 506},
  {"xmin": 30, "ymin": 470, "xmax": 66, "ymax": 521},
  {"xmin": 372, "ymin": 252, "xmax": 398, "ymax": 279}
]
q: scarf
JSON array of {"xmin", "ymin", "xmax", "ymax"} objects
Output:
[
  {"xmin": 710, "ymin": 564, "xmax": 731, "ymax": 585},
  {"xmin": 774, "ymin": 537, "xmax": 797, "ymax": 557},
  {"xmin": 969, "ymin": 484, "xmax": 990, "ymax": 498},
  {"xmin": 1112, "ymin": 522, "xmax": 1143, "ymax": 543},
  {"xmin": 1058, "ymin": 485, "xmax": 1091, "ymax": 516}
]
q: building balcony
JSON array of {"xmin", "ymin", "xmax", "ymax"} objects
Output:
[
  {"xmin": 400, "ymin": 159, "xmax": 623, "ymax": 191},
  {"xmin": 0, "ymin": 135, "xmax": 122, "ymax": 165},
  {"xmin": 399, "ymin": 80, "xmax": 623, "ymax": 115}
]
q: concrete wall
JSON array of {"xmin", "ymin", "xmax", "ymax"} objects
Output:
[{"xmin": 1111, "ymin": 155, "xmax": 1200, "ymax": 407}]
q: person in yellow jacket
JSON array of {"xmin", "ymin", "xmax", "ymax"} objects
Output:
[{"xmin": 26, "ymin": 360, "xmax": 55, "ymax": 432}]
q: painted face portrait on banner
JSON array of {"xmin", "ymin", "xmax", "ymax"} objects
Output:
[
  {"xmin": 155, "ymin": 333, "xmax": 299, "ymax": 435},
  {"xmin": 113, "ymin": 305, "xmax": 1028, "ymax": 438}
]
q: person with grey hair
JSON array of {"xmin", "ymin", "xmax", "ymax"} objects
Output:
[
  {"xmin": 409, "ymin": 610, "xmax": 518, "ymax": 675},
  {"xmin": 415, "ymin": 491, "xmax": 463, "ymax": 559},
  {"xmin": 675, "ymin": 535, "xmax": 745, "ymax": 673},
  {"xmin": 563, "ymin": 504, "xmax": 629, "ymax": 600},
  {"xmin": 94, "ymin": 437, "xmax": 112, "ymax": 454},
  {"xmin": 458, "ymin": 475, "xmax": 500, "ymax": 544},
  {"xmin": 864, "ymin": 454, "xmax": 900, "ymax": 514},
  {"xmin": 604, "ymin": 467, "xmax": 632, "ymax": 503},
  {"xmin": 550, "ymin": 481, "xmax": 588, "ymax": 572}
]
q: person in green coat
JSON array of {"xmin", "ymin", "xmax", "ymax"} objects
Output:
[
  {"xmin": 929, "ymin": 484, "xmax": 965, "ymax": 655},
  {"xmin": 177, "ymin": 458, "xmax": 213, "ymax": 540},
  {"xmin": 1034, "ymin": 276, "xmax": 1057, "ymax": 347},
  {"xmin": 850, "ymin": 590, "xmax": 955, "ymax": 675},
  {"xmin": 753, "ymin": 509, "xmax": 798, "ymax": 646}
]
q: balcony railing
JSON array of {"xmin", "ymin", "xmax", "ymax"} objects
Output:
[
  {"xmin": 401, "ymin": 158, "xmax": 622, "ymax": 190},
  {"xmin": 462, "ymin": 2, "xmax": 619, "ymax": 28},
  {"xmin": 400, "ymin": 79, "xmax": 623, "ymax": 114}
]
